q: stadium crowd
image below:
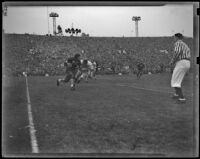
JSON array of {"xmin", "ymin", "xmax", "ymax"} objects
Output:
[{"xmin": 3, "ymin": 33, "xmax": 193, "ymax": 76}]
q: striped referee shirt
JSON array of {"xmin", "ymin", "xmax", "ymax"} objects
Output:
[{"xmin": 172, "ymin": 40, "xmax": 191, "ymax": 63}]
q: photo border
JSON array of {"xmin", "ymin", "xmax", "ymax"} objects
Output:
[{"xmin": 2, "ymin": 1, "xmax": 199, "ymax": 158}]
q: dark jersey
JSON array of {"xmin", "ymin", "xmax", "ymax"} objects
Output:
[
  {"xmin": 65, "ymin": 57, "xmax": 81, "ymax": 71},
  {"xmin": 137, "ymin": 63, "xmax": 145, "ymax": 70},
  {"xmin": 81, "ymin": 59, "xmax": 89, "ymax": 71},
  {"xmin": 95, "ymin": 61, "xmax": 99, "ymax": 72},
  {"xmin": 82, "ymin": 59, "xmax": 88, "ymax": 68}
]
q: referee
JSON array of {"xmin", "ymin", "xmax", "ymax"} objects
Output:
[{"xmin": 169, "ymin": 33, "xmax": 191, "ymax": 103}]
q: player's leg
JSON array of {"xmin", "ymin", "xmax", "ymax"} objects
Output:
[
  {"xmin": 90, "ymin": 69, "xmax": 95, "ymax": 79},
  {"xmin": 177, "ymin": 62, "xmax": 190, "ymax": 103},
  {"xmin": 88, "ymin": 70, "xmax": 92, "ymax": 79},
  {"xmin": 175, "ymin": 87, "xmax": 184, "ymax": 98},
  {"xmin": 171, "ymin": 65, "xmax": 183, "ymax": 99},
  {"xmin": 136, "ymin": 70, "xmax": 139, "ymax": 79},
  {"xmin": 139, "ymin": 69, "xmax": 144, "ymax": 78},
  {"xmin": 172, "ymin": 87, "xmax": 186, "ymax": 104},
  {"xmin": 70, "ymin": 78, "xmax": 75, "ymax": 90},
  {"xmin": 82, "ymin": 69, "xmax": 89, "ymax": 82},
  {"xmin": 70, "ymin": 71, "xmax": 76, "ymax": 90},
  {"xmin": 93, "ymin": 70, "xmax": 97, "ymax": 80},
  {"xmin": 57, "ymin": 73, "xmax": 71, "ymax": 86},
  {"xmin": 137, "ymin": 70, "xmax": 141, "ymax": 79},
  {"xmin": 75, "ymin": 69, "xmax": 82, "ymax": 84},
  {"xmin": 171, "ymin": 60, "xmax": 190, "ymax": 103},
  {"xmin": 90, "ymin": 70, "xmax": 93, "ymax": 79},
  {"xmin": 85, "ymin": 71, "xmax": 89, "ymax": 82},
  {"xmin": 172, "ymin": 87, "xmax": 180, "ymax": 99},
  {"xmin": 80, "ymin": 70, "xmax": 86, "ymax": 82}
]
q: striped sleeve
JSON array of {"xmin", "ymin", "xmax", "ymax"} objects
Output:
[
  {"xmin": 172, "ymin": 41, "xmax": 181, "ymax": 62},
  {"xmin": 172, "ymin": 40, "xmax": 191, "ymax": 63},
  {"xmin": 181, "ymin": 42, "xmax": 191, "ymax": 59}
]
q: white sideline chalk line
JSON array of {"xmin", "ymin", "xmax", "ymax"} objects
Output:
[
  {"xmin": 25, "ymin": 76, "xmax": 39, "ymax": 153},
  {"xmin": 116, "ymin": 84, "xmax": 193, "ymax": 97}
]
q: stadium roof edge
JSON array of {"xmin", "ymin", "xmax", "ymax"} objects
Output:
[{"xmin": 2, "ymin": 1, "xmax": 196, "ymax": 6}]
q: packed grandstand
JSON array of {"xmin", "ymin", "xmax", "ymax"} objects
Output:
[{"xmin": 2, "ymin": 33, "xmax": 193, "ymax": 76}]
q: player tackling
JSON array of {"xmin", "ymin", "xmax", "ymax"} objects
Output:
[
  {"xmin": 169, "ymin": 33, "xmax": 191, "ymax": 104},
  {"xmin": 57, "ymin": 54, "xmax": 81, "ymax": 90}
]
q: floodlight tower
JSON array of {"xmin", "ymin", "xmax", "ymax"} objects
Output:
[
  {"xmin": 49, "ymin": 12, "xmax": 59, "ymax": 35},
  {"xmin": 47, "ymin": 7, "xmax": 50, "ymax": 35},
  {"xmin": 132, "ymin": 16, "xmax": 141, "ymax": 37}
]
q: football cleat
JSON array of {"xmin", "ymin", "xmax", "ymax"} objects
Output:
[
  {"xmin": 70, "ymin": 85, "xmax": 75, "ymax": 91},
  {"xmin": 176, "ymin": 98, "xmax": 186, "ymax": 104},
  {"xmin": 171, "ymin": 93, "xmax": 179, "ymax": 99}
]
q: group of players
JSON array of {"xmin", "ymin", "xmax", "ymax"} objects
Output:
[
  {"xmin": 56, "ymin": 54, "xmax": 98, "ymax": 90},
  {"xmin": 56, "ymin": 33, "xmax": 191, "ymax": 104},
  {"xmin": 56, "ymin": 53, "xmax": 146, "ymax": 90}
]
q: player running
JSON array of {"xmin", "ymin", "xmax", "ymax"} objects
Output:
[
  {"xmin": 80, "ymin": 59, "xmax": 90, "ymax": 83},
  {"xmin": 57, "ymin": 54, "xmax": 81, "ymax": 90},
  {"xmin": 76, "ymin": 58, "xmax": 98, "ymax": 83},
  {"xmin": 136, "ymin": 61, "xmax": 145, "ymax": 79},
  {"xmin": 88, "ymin": 60, "xmax": 97, "ymax": 80},
  {"xmin": 169, "ymin": 33, "xmax": 191, "ymax": 104},
  {"xmin": 91, "ymin": 60, "xmax": 97, "ymax": 79}
]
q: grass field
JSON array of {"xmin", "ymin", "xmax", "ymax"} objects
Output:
[{"xmin": 2, "ymin": 73, "xmax": 198, "ymax": 157}]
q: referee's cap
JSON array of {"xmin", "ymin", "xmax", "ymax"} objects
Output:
[{"xmin": 174, "ymin": 33, "xmax": 183, "ymax": 39}]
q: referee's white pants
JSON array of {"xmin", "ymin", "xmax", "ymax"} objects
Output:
[{"xmin": 171, "ymin": 59, "xmax": 190, "ymax": 88}]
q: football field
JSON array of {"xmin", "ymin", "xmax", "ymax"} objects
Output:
[{"xmin": 2, "ymin": 73, "xmax": 197, "ymax": 157}]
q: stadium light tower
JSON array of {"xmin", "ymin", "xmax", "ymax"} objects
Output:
[
  {"xmin": 49, "ymin": 12, "xmax": 59, "ymax": 35},
  {"xmin": 3, "ymin": 4, "xmax": 7, "ymax": 33},
  {"xmin": 47, "ymin": 7, "xmax": 50, "ymax": 35},
  {"xmin": 65, "ymin": 23, "xmax": 81, "ymax": 37},
  {"xmin": 132, "ymin": 16, "xmax": 141, "ymax": 37}
]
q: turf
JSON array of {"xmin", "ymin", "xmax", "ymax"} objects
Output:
[
  {"xmin": 2, "ymin": 77, "xmax": 31, "ymax": 156},
  {"xmin": 2, "ymin": 73, "xmax": 196, "ymax": 157}
]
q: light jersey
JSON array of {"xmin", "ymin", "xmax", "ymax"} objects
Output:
[
  {"xmin": 81, "ymin": 59, "xmax": 94, "ymax": 70},
  {"xmin": 93, "ymin": 61, "xmax": 97, "ymax": 69},
  {"xmin": 87, "ymin": 60, "xmax": 95, "ymax": 70}
]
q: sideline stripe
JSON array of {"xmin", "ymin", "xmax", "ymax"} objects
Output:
[
  {"xmin": 116, "ymin": 84, "xmax": 173, "ymax": 94},
  {"xmin": 25, "ymin": 76, "xmax": 39, "ymax": 153},
  {"xmin": 115, "ymin": 84, "xmax": 193, "ymax": 97}
]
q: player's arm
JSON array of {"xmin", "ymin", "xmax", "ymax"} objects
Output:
[
  {"xmin": 64, "ymin": 61, "xmax": 68, "ymax": 66},
  {"xmin": 170, "ymin": 42, "xmax": 181, "ymax": 65},
  {"xmin": 65, "ymin": 58, "xmax": 73, "ymax": 67},
  {"xmin": 76, "ymin": 60, "xmax": 81, "ymax": 70}
]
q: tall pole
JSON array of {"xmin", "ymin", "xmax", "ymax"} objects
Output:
[
  {"xmin": 47, "ymin": 7, "xmax": 50, "ymax": 34},
  {"xmin": 53, "ymin": 17, "xmax": 56, "ymax": 35},
  {"xmin": 135, "ymin": 20, "xmax": 138, "ymax": 37},
  {"xmin": 3, "ymin": 5, "xmax": 8, "ymax": 33},
  {"xmin": 132, "ymin": 16, "xmax": 141, "ymax": 37},
  {"xmin": 49, "ymin": 12, "xmax": 59, "ymax": 36}
]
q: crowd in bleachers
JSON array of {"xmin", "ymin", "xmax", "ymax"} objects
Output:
[{"xmin": 3, "ymin": 33, "xmax": 194, "ymax": 76}]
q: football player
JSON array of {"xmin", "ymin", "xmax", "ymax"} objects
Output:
[
  {"xmin": 57, "ymin": 54, "xmax": 81, "ymax": 90},
  {"xmin": 136, "ymin": 61, "xmax": 145, "ymax": 79},
  {"xmin": 80, "ymin": 59, "xmax": 90, "ymax": 83}
]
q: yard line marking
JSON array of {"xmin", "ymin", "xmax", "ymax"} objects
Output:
[
  {"xmin": 25, "ymin": 76, "xmax": 39, "ymax": 153},
  {"xmin": 115, "ymin": 84, "xmax": 193, "ymax": 97},
  {"xmin": 116, "ymin": 83, "xmax": 173, "ymax": 94}
]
